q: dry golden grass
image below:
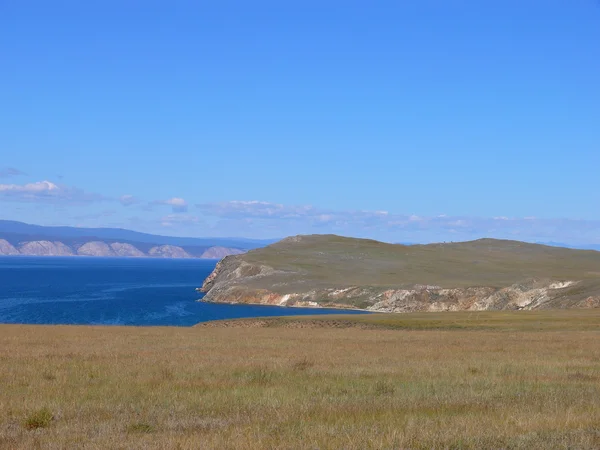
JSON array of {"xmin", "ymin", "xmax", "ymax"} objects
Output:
[{"xmin": 1, "ymin": 310, "xmax": 600, "ymax": 449}]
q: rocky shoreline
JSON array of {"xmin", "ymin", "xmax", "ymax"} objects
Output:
[{"xmin": 200, "ymin": 274, "xmax": 600, "ymax": 312}]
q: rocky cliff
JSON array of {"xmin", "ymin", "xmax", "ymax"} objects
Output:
[
  {"xmin": 199, "ymin": 235, "xmax": 600, "ymax": 312},
  {"xmin": 0, "ymin": 239, "xmax": 244, "ymax": 259},
  {"xmin": 148, "ymin": 245, "xmax": 192, "ymax": 258},
  {"xmin": 19, "ymin": 240, "xmax": 75, "ymax": 256},
  {"xmin": 77, "ymin": 241, "xmax": 116, "ymax": 257},
  {"xmin": 0, "ymin": 239, "xmax": 19, "ymax": 255},
  {"xmin": 109, "ymin": 243, "xmax": 146, "ymax": 257}
]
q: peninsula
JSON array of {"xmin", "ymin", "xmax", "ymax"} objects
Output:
[{"xmin": 200, "ymin": 234, "xmax": 600, "ymax": 311}]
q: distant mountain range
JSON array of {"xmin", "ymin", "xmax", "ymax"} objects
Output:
[{"xmin": 0, "ymin": 220, "xmax": 276, "ymax": 259}]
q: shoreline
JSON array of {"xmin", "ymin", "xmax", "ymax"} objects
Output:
[
  {"xmin": 0, "ymin": 254, "xmax": 221, "ymax": 260},
  {"xmin": 196, "ymin": 295, "xmax": 372, "ymax": 313}
]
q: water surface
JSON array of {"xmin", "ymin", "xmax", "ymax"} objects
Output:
[{"xmin": 0, "ymin": 257, "xmax": 365, "ymax": 326}]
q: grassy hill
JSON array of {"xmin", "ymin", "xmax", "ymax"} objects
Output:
[
  {"xmin": 242, "ymin": 235, "xmax": 600, "ymax": 288},
  {"xmin": 201, "ymin": 235, "xmax": 600, "ymax": 310}
]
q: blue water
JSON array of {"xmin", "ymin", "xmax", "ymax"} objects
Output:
[{"xmin": 0, "ymin": 257, "xmax": 366, "ymax": 326}]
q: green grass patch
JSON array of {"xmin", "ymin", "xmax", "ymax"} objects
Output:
[
  {"xmin": 127, "ymin": 422, "xmax": 155, "ymax": 433},
  {"xmin": 23, "ymin": 408, "xmax": 53, "ymax": 430}
]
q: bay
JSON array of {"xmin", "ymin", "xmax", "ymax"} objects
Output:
[{"xmin": 0, "ymin": 257, "xmax": 366, "ymax": 326}]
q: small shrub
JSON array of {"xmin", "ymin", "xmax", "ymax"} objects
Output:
[
  {"xmin": 127, "ymin": 422, "xmax": 154, "ymax": 433},
  {"xmin": 42, "ymin": 371, "xmax": 56, "ymax": 381},
  {"xmin": 23, "ymin": 408, "xmax": 53, "ymax": 430}
]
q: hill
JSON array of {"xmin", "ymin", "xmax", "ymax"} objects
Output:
[{"xmin": 200, "ymin": 234, "xmax": 600, "ymax": 311}]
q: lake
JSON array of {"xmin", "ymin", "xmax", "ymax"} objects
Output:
[{"xmin": 0, "ymin": 257, "xmax": 366, "ymax": 326}]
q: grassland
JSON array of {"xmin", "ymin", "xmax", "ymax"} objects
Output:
[
  {"xmin": 2, "ymin": 310, "xmax": 600, "ymax": 449},
  {"xmin": 240, "ymin": 235, "xmax": 600, "ymax": 289},
  {"xmin": 198, "ymin": 309, "xmax": 600, "ymax": 332}
]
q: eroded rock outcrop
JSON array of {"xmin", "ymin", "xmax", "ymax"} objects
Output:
[
  {"xmin": 19, "ymin": 241, "xmax": 75, "ymax": 256},
  {"xmin": 148, "ymin": 245, "xmax": 191, "ymax": 258},
  {"xmin": 0, "ymin": 239, "xmax": 19, "ymax": 255},
  {"xmin": 0, "ymin": 237, "xmax": 247, "ymax": 259},
  {"xmin": 77, "ymin": 241, "xmax": 116, "ymax": 257},
  {"xmin": 200, "ymin": 278, "xmax": 589, "ymax": 312},
  {"xmin": 110, "ymin": 243, "xmax": 145, "ymax": 257}
]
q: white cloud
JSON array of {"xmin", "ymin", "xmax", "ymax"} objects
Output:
[
  {"xmin": 194, "ymin": 199, "xmax": 600, "ymax": 244},
  {"xmin": 119, "ymin": 194, "xmax": 139, "ymax": 206},
  {"xmin": 160, "ymin": 214, "xmax": 202, "ymax": 227},
  {"xmin": 0, "ymin": 180, "xmax": 105, "ymax": 204},
  {"xmin": 317, "ymin": 214, "xmax": 335, "ymax": 223},
  {"xmin": 197, "ymin": 200, "xmax": 312, "ymax": 218},
  {"xmin": 166, "ymin": 197, "xmax": 187, "ymax": 207},
  {"xmin": 0, "ymin": 180, "xmax": 58, "ymax": 193},
  {"xmin": 447, "ymin": 220, "xmax": 467, "ymax": 227},
  {"xmin": 153, "ymin": 197, "xmax": 189, "ymax": 213},
  {"xmin": 197, "ymin": 200, "xmax": 402, "ymax": 225}
]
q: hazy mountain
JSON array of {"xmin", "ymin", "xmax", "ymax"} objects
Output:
[
  {"xmin": 0, "ymin": 220, "xmax": 275, "ymax": 249},
  {"xmin": 0, "ymin": 220, "xmax": 275, "ymax": 258}
]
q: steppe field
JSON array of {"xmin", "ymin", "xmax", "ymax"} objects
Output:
[{"xmin": 1, "ymin": 310, "xmax": 600, "ymax": 449}]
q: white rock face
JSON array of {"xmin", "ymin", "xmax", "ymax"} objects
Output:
[
  {"xmin": 200, "ymin": 246, "xmax": 245, "ymax": 259},
  {"xmin": 0, "ymin": 239, "xmax": 20, "ymax": 255},
  {"xmin": 19, "ymin": 241, "xmax": 75, "ymax": 256},
  {"xmin": 148, "ymin": 245, "xmax": 191, "ymax": 258},
  {"xmin": 549, "ymin": 281, "xmax": 575, "ymax": 290},
  {"xmin": 77, "ymin": 241, "xmax": 116, "ymax": 257},
  {"xmin": 110, "ymin": 243, "xmax": 146, "ymax": 257}
]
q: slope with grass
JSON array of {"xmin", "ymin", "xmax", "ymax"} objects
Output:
[{"xmin": 200, "ymin": 235, "xmax": 600, "ymax": 311}]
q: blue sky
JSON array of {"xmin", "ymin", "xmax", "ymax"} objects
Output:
[{"xmin": 1, "ymin": 1, "xmax": 599, "ymax": 243}]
